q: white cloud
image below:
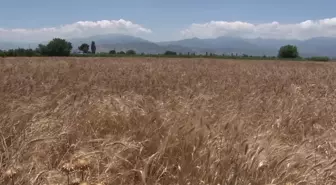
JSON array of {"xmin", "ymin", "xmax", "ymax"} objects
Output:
[
  {"xmin": 0, "ymin": 19, "xmax": 152, "ymax": 42},
  {"xmin": 181, "ymin": 18, "xmax": 336, "ymax": 40}
]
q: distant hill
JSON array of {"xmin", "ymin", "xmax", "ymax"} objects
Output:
[
  {"xmin": 70, "ymin": 34, "xmax": 195, "ymax": 54},
  {"xmin": 158, "ymin": 37, "xmax": 281, "ymax": 56},
  {"xmin": 1, "ymin": 34, "xmax": 336, "ymax": 57},
  {"xmin": 157, "ymin": 37, "xmax": 333, "ymax": 57},
  {"xmin": 296, "ymin": 37, "xmax": 336, "ymax": 57},
  {"xmin": 70, "ymin": 34, "xmax": 150, "ymax": 46},
  {"xmin": 97, "ymin": 42, "xmax": 163, "ymax": 53},
  {"xmin": 0, "ymin": 42, "xmax": 36, "ymax": 50}
]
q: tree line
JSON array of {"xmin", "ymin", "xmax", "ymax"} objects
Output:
[
  {"xmin": 0, "ymin": 37, "xmax": 331, "ymax": 61},
  {"xmin": 0, "ymin": 38, "xmax": 73, "ymax": 57}
]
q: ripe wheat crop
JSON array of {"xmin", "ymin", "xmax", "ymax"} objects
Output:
[{"xmin": 1, "ymin": 57, "xmax": 336, "ymax": 185}]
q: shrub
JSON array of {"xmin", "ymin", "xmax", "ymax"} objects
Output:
[
  {"xmin": 126, "ymin": 49, "xmax": 136, "ymax": 55},
  {"xmin": 109, "ymin": 50, "xmax": 116, "ymax": 54},
  {"xmin": 164, "ymin": 51, "xmax": 177, "ymax": 55},
  {"xmin": 0, "ymin": 50, "xmax": 5, "ymax": 57},
  {"xmin": 35, "ymin": 44, "xmax": 48, "ymax": 56},
  {"xmin": 307, "ymin": 56, "xmax": 330, "ymax": 62}
]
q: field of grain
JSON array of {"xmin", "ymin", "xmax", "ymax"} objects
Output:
[{"xmin": 1, "ymin": 57, "xmax": 336, "ymax": 185}]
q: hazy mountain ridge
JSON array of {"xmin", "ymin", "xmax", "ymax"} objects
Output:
[{"xmin": 1, "ymin": 34, "xmax": 335, "ymax": 57}]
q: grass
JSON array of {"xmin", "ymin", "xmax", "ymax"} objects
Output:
[{"xmin": 1, "ymin": 57, "xmax": 336, "ymax": 184}]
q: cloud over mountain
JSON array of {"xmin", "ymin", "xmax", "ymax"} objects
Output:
[
  {"xmin": 181, "ymin": 17, "xmax": 336, "ymax": 40},
  {"xmin": 0, "ymin": 19, "xmax": 152, "ymax": 42}
]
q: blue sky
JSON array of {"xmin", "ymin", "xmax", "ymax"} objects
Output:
[{"xmin": 1, "ymin": 0, "xmax": 336, "ymax": 42}]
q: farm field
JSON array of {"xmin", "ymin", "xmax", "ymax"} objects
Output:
[{"xmin": 1, "ymin": 57, "xmax": 336, "ymax": 185}]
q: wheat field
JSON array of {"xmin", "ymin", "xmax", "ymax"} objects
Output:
[{"xmin": 1, "ymin": 57, "xmax": 336, "ymax": 185}]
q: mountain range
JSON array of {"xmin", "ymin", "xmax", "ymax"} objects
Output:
[{"xmin": 1, "ymin": 34, "xmax": 335, "ymax": 57}]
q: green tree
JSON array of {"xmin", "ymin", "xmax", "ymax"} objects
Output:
[
  {"xmin": 6, "ymin": 49, "xmax": 16, "ymax": 56},
  {"xmin": 36, "ymin": 44, "xmax": 49, "ymax": 56},
  {"xmin": 109, "ymin": 50, "xmax": 116, "ymax": 54},
  {"xmin": 164, "ymin": 51, "xmax": 177, "ymax": 55},
  {"xmin": 45, "ymin": 38, "xmax": 73, "ymax": 56},
  {"xmin": 117, "ymin": 51, "xmax": 126, "ymax": 55},
  {"xmin": 0, "ymin": 50, "xmax": 5, "ymax": 57},
  {"xmin": 91, "ymin": 41, "xmax": 96, "ymax": 54},
  {"xmin": 278, "ymin": 45, "xmax": 299, "ymax": 58},
  {"xmin": 126, "ymin": 49, "xmax": 136, "ymax": 55},
  {"xmin": 24, "ymin": 48, "xmax": 35, "ymax": 57},
  {"xmin": 78, "ymin": 43, "xmax": 90, "ymax": 53}
]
